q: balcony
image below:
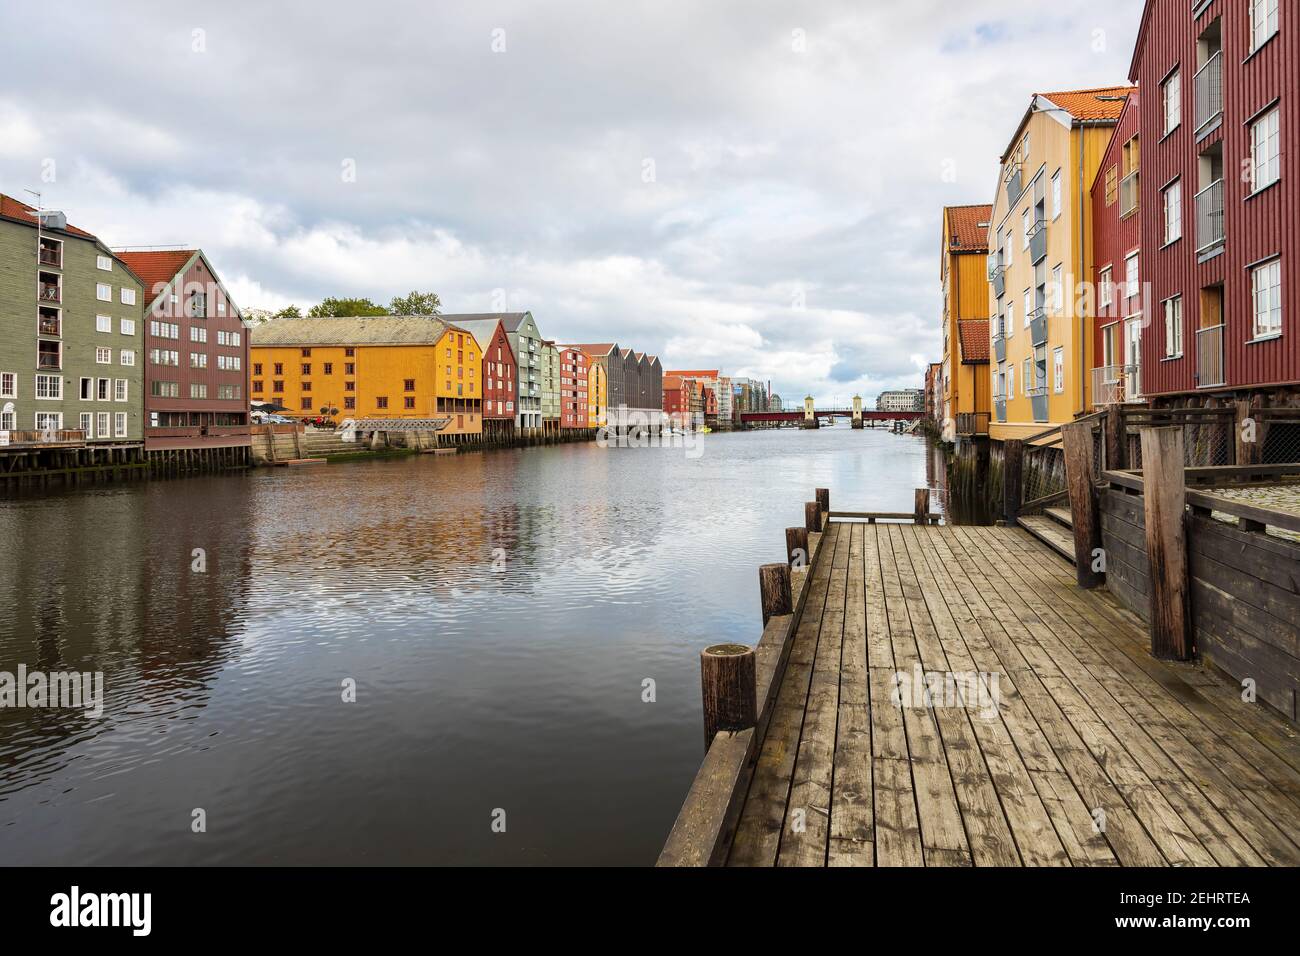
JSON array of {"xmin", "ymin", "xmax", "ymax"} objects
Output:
[
  {"xmin": 1122, "ymin": 363, "xmax": 1142, "ymax": 403},
  {"xmin": 1028, "ymin": 309, "xmax": 1048, "ymax": 346},
  {"xmin": 993, "ymin": 396, "xmax": 1007, "ymax": 423},
  {"xmin": 955, "ymin": 411, "xmax": 990, "ymax": 436},
  {"xmin": 1092, "ymin": 366, "xmax": 1122, "ymax": 407},
  {"xmin": 1195, "ymin": 180, "xmax": 1224, "ymax": 253},
  {"xmin": 37, "ymin": 344, "xmax": 62, "ymax": 370},
  {"xmin": 1196, "ymin": 323, "xmax": 1225, "ymax": 388},
  {"xmin": 38, "ymin": 243, "xmax": 62, "ymax": 267},
  {"xmin": 39, "ymin": 282, "xmax": 61, "ymax": 304},
  {"xmin": 1194, "ymin": 51, "xmax": 1223, "ymax": 134},
  {"xmin": 1004, "ymin": 165, "xmax": 1023, "ymax": 207},
  {"xmin": 992, "ymin": 268, "xmax": 1006, "ymax": 299},
  {"xmin": 993, "ymin": 333, "xmax": 1006, "ymax": 363},
  {"xmin": 38, "ymin": 308, "xmax": 61, "ymax": 336},
  {"xmin": 1027, "ymin": 387, "xmax": 1050, "ymax": 423},
  {"xmin": 1119, "ymin": 170, "xmax": 1139, "ymax": 218},
  {"xmin": 1028, "ymin": 219, "xmax": 1047, "ymax": 264},
  {"xmin": 0, "ymin": 429, "xmax": 86, "ymax": 449}
]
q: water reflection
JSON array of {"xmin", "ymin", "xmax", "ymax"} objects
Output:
[{"xmin": 1, "ymin": 428, "xmax": 933, "ymax": 864}]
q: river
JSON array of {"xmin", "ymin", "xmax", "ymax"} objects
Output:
[{"xmin": 0, "ymin": 425, "xmax": 940, "ymax": 865}]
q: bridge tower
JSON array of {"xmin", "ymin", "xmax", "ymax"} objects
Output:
[
  {"xmin": 851, "ymin": 394, "xmax": 864, "ymax": 429},
  {"xmin": 802, "ymin": 395, "xmax": 819, "ymax": 430}
]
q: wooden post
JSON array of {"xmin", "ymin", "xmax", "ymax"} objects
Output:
[
  {"xmin": 815, "ymin": 488, "xmax": 830, "ymax": 515},
  {"xmin": 805, "ymin": 501, "xmax": 822, "ymax": 533},
  {"xmin": 1234, "ymin": 399, "xmax": 1258, "ymax": 466},
  {"xmin": 1106, "ymin": 404, "xmax": 1125, "ymax": 471},
  {"xmin": 700, "ymin": 643, "xmax": 757, "ymax": 750},
  {"xmin": 914, "ymin": 488, "xmax": 930, "ymax": 524},
  {"xmin": 785, "ymin": 527, "xmax": 810, "ymax": 569},
  {"xmin": 758, "ymin": 562, "xmax": 793, "ymax": 624},
  {"xmin": 1003, "ymin": 439, "xmax": 1024, "ymax": 527},
  {"xmin": 1061, "ymin": 421, "xmax": 1103, "ymax": 588},
  {"xmin": 1140, "ymin": 426, "xmax": 1191, "ymax": 660}
]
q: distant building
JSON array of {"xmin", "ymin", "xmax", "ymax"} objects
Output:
[
  {"xmin": 540, "ymin": 340, "xmax": 561, "ymax": 434},
  {"xmin": 768, "ymin": 393, "xmax": 783, "ymax": 412},
  {"xmin": 569, "ymin": 343, "xmax": 663, "ymax": 428},
  {"xmin": 876, "ymin": 389, "xmax": 926, "ymax": 413},
  {"xmin": 556, "ymin": 346, "xmax": 589, "ymax": 429},
  {"xmin": 939, "ymin": 204, "xmax": 992, "ymax": 440}
]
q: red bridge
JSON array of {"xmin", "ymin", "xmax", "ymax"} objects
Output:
[{"xmin": 738, "ymin": 409, "xmax": 923, "ymax": 424}]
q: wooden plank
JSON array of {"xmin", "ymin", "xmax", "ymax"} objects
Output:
[
  {"xmin": 1140, "ymin": 427, "xmax": 1192, "ymax": 660},
  {"xmin": 1061, "ymin": 421, "xmax": 1104, "ymax": 587}
]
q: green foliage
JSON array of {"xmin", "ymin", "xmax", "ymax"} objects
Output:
[
  {"xmin": 389, "ymin": 290, "xmax": 442, "ymax": 315},
  {"xmin": 307, "ymin": 297, "xmax": 391, "ymax": 318},
  {"xmin": 273, "ymin": 305, "xmax": 303, "ymax": 318}
]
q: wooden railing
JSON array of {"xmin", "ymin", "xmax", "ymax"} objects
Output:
[
  {"xmin": 0, "ymin": 429, "xmax": 86, "ymax": 447},
  {"xmin": 955, "ymin": 411, "xmax": 989, "ymax": 436}
]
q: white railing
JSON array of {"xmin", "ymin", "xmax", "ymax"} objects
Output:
[
  {"xmin": 1195, "ymin": 179, "xmax": 1224, "ymax": 252},
  {"xmin": 1092, "ymin": 366, "xmax": 1123, "ymax": 406},
  {"xmin": 1194, "ymin": 51, "xmax": 1223, "ymax": 131},
  {"xmin": 1196, "ymin": 323, "xmax": 1225, "ymax": 387}
]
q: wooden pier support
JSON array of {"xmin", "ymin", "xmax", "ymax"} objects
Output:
[
  {"xmin": 758, "ymin": 562, "xmax": 792, "ymax": 625},
  {"xmin": 785, "ymin": 526, "xmax": 809, "ymax": 569},
  {"xmin": 700, "ymin": 643, "xmax": 757, "ymax": 750},
  {"xmin": 913, "ymin": 488, "xmax": 930, "ymax": 524},
  {"xmin": 805, "ymin": 501, "xmax": 822, "ymax": 533},
  {"xmin": 815, "ymin": 488, "xmax": 829, "ymax": 514},
  {"xmin": 1140, "ymin": 426, "xmax": 1192, "ymax": 660},
  {"xmin": 1105, "ymin": 404, "xmax": 1125, "ymax": 470},
  {"xmin": 1061, "ymin": 422, "xmax": 1104, "ymax": 588},
  {"xmin": 1002, "ymin": 438, "xmax": 1024, "ymax": 527}
]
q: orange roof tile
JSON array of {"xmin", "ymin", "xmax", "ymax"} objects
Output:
[
  {"xmin": 114, "ymin": 250, "xmax": 196, "ymax": 299},
  {"xmin": 958, "ymin": 320, "xmax": 990, "ymax": 364},
  {"xmin": 1036, "ymin": 86, "xmax": 1134, "ymax": 121},
  {"xmin": 0, "ymin": 193, "xmax": 97, "ymax": 239},
  {"xmin": 944, "ymin": 205, "xmax": 992, "ymax": 253},
  {"xmin": 665, "ymin": 369, "xmax": 720, "ymax": 379}
]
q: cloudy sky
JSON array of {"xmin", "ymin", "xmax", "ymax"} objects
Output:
[{"xmin": 0, "ymin": 0, "xmax": 1142, "ymax": 403}]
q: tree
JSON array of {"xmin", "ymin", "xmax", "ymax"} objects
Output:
[
  {"xmin": 274, "ymin": 305, "xmax": 303, "ymax": 319},
  {"xmin": 389, "ymin": 290, "xmax": 442, "ymax": 315},
  {"xmin": 307, "ymin": 297, "xmax": 390, "ymax": 318}
]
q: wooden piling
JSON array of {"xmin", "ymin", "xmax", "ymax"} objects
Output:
[
  {"xmin": 785, "ymin": 527, "xmax": 809, "ymax": 569},
  {"xmin": 914, "ymin": 488, "xmax": 930, "ymax": 524},
  {"xmin": 805, "ymin": 501, "xmax": 822, "ymax": 533},
  {"xmin": 1140, "ymin": 426, "xmax": 1192, "ymax": 660},
  {"xmin": 1002, "ymin": 438, "xmax": 1024, "ymax": 527},
  {"xmin": 758, "ymin": 562, "xmax": 792, "ymax": 625},
  {"xmin": 815, "ymin": 488, "xmax": 829, "ymax": 514},
  {"xmin": 700, "ymin": 643, "xmax": 757, "ymax": 750},
  {"xmin": 1061, "ymin": 421, "xmax": 1103, "ymax": 589},
  {"xmin": 1105, "ymin": 404, "xmax": 1125, "ymax": 470}
]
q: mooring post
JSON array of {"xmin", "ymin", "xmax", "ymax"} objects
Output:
[
  {"xmin": 700, "ymin": 643, "xmax": 757, "ymax": 750},
  {"xmin": 1061, "ymin": 421, "xmax": 1103, "ymax": 588},
  {"xmin": 758, "ymin": 562, "xmax": 793, "ymax": 625},
  {"xmin": 815, "ymin": 488, "xmax": 830, "ymax": 516},
  {"xmin": 914, "ymin": 488, "xmax": 930, "ymax": 524},
  {"xmin": 785, "ymin": 527, "xmax": 810, "ymax": 569},
  {"xmin": 1003, "ymin": 439, "xmax": 1024, "ymax": 527},
  {"xmin": 805, "ymin": 501, "xmax": 822, "ymax": 533},
  {"xmin": 1140, "ymin": 426, "xmax": 1191, "ymax": 660},
  {"xmin": 1233, "ymin": 398, "xmax": 1258, "ymax": 466}
]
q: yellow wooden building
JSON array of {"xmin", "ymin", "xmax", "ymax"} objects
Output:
[
  {"xmin": 249, "ymin": 316, "xmax": 482, "ymax": 439},
  {"xmin": 940, "ymin": 205, "xmax": 994, "ymax": 440},
  {"xmin": 587, "ymin": 361, "xmax": 606, "ymax": 428},
  {"xmin": 986, "ymin": 86, "xmax": 1133, "ymax": 439}
]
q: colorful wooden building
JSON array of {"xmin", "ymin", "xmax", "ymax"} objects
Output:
[
  {"xmin": 939, "ymin": 205, "xmax": 993, "ymax": 439},
  {"xmin": 450, "ymin": 316, "xmax": 517, "ymax": 444},
  {"xmin": 557, "ymin": 346, "xmax": 589, "ymax": 429}
]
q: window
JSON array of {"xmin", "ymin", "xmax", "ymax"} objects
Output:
[
  {"xmin": 97, "ymin": 378, "xmax": 111, "ymax": 401},
  {"xmin": 1007, "ymin": 365, "xmax": 1015, "ymax": 399},
  {"xmin": 115, "ymin": 379, "xmax": 128, "ymax": 402},
  {"xmin": 1250, "ymin": 0, "xmax": 1279, "ymax": 51},
  {"xmin": 1162, "ymin": 69, "xmax": 1181, "ymax": 135},
  {"xmin": 1099, "ymin": 266, "xmax": 1114, "ymax": 309},
  {"xmin": 114, "ymin": 413, "xmax": 127, "ymax": 438},
  {"xmin": 1162, "ymin": 180, "xmax": 1182, "ymax": 243},
  {"xmin": 345, "ymin": 362, "xmax": 355, "ymax": 375},
  {"xmin": 344, "ymin": 397, "xmax": 356, "ymax": 410},
  {"xmin": 1125, "ymin": 253, "xmax": 1140, "ymax": 299},
  {"xmin": 1163, "ymin": 296, "xmax": 1184, "ymax": 357},
  {"xmin": 301, "ymin": 348, "xmax": 312, "ymax": 357},
  {"xmin": 34, "ymin": 412, "xmax": 63, "ymax": 430},
  {"xmin": 254, "ymin": 363, "xmax": 263, "ymax": 376},
  {"xmin": 1022, "ymin": 209, "xmax": 1031, "ymax": 249},
  {"xmin": 0, "ymin": 372, "xmax": 14, "ymax": 399},
  {"xmin": 121, "ymin": 318, "xmax": 135, "ymax": 336},
  {"xmin": 274, "ymin": 363, "xmax": 283, "ymax": 375},
  {"xmin": 120, "ymin": 349, "xmax": 136, "ymax": 366},
  {"xmin": 1053, "ymin": 347, "xmax": 1064, "ymax": 393},
  {"xmin": 404, "ymin": 379, "xmax": 415, "ymax": 391},
  {"xmin": 96, "ymin": 347, "xmax": 113, "ymax": 364},
  {"xmin": 80, "ymin": 412, "xmax": 93, "ymax": 438},
  {"xmin": 1023, "ymin": 289, "xmax": 1032, "ymax": 326},
  {"xmin": 252, "ymin": 381, "xmax": 264, "ymax": 393},
  {"xmin": 1051, "ymin": 170, "xmax": 1062, "ymax": 220},
  {"xmin": 96, "ymin": 255, "xmax": 113, "ymax": 271},
  {"xmin": 151, "ymin": 321, "xmax": 179, "ymax": 339},
  {"xmin": 96, "ymin": 283, "xmax": 112, "ymax": 302},
  {"xmin": 191, "ymin": 326, "xmax": 208, "ymax": 343},
  {"xmin": 1023, "ymin": 357, "xmax": 1032, "ymax": 390},
  {"xmin": 1052, "ymin": 264, "xmax": 1064, "ymax": 312},
  {"xmin": 376, "ymin": 396, "xmax": 388, "ymax": 409},
  {"xmin": 96, "ymin": 314, "xmax": 112, "ymax": 333},
  {"xmin": 1104, "ymin": 166, "xmax": 1118, "ymax": 207},
  {"xmin": 404, "ymin": 396, "xmax": 416, "ymax": 409},
  {"xmin": 323, "ymin": 362, "xmax": 333, "ymax": 375},
  {"xmin": 345, "ymin": 348, "xmax": 355, "ymax": 357},
  {"xmin": 217, "ymin": 384, "xmax": 241, "ymax": 400},
  {"xmin": 191, "ymin": 383, "xmax": 208, "ymax": 399},
  {"xmin": 273, "ymin": 381, "xmax": 284, "ymax": 393},
  {"xmin": 151, "ymin": 381, "xmax": 180, "ymax": 398},
  {"xmin": 1004, "ymin": 229, "xmax": 1013, "ymax": 268},
  {"xmin": 191, "ymin": 352, "xmax": 208, "ymax": 369},
  {"xmin": 1251, "ymin": 258, "xmax": 1282, "ymax": 338},
  {"xmin": 1250, "ymin": 106, "xmax": 1280, "ymax": 193},
  {"xmin": 120, "ymin": 288, "xmax": 136, "ymax": 306},
  {"xmin": 301, "ymin": 381, "xmax": 312, "ymax": 393},
  {"xmin": 345, "ymin": 381, "xmax": 355, "ymax": 391},
  {"xmin": 1006, "ymin": 302, "xmax": 1015, "ymax": 337}
]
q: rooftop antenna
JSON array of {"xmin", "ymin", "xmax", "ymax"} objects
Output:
[{"xmin": 24, "ymin": 188, "xmax": 43, "ymax": 300}]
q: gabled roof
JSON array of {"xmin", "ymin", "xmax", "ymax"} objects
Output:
[
  {"xmin": 943, "ymin": 205, "xmax": 993, "ymax": 253},
  {"xmin": 1000, "ymin": 86, "xmax": 1134, "ymax": 163},
  {"xmin": 0, "ymin": 193, "xmax": 97, "ymax": 239},
  {"xmin": 250, "ymin": 315, "xmax": 459, "ymax": 347},
  {"xmin": 1129, "ymin": 0, "xmax": 1157, "ymax": 82},
  {"xmin": 445, "ymin": 316, "xmax": 507, "ymax": 353},
  {"xmin": 665, "ymin": 369, "xmax": 720, "ymax": 379},
  {"xmin": 958, "ymin": 320, "xmax": 991, "ymax": 364},
  {"xmin": 115, "ymin": 249, "xmax": 196, "ymax": 294},
  {"xmin": 568, "ymin": 342, "xmax": 618, "ymax": 356},
  {"xmin": 663, "ymin": 375, "xmax": 684, "ymax": 391}
]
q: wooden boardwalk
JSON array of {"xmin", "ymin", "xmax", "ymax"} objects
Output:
[{"xmin": 717, "ymin": 521, "xmax": 1300, "ymax": 867}]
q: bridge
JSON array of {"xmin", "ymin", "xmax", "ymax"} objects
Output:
[{"xmin": 738, "ymin": 409, "xmax": 923, "ymax": 424}]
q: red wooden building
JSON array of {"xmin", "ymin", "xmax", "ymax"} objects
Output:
[
  {"xmin": 1090, "ymin": 91, "xmax": 1145, "ymax": 407},
  {"xmin": 1128, "ymin": 0, "xmax": 1295, "ymax": 401},
  {"xmin": 451, "ymin": 317, "xmax": 517, "ymax": 443},
  {"xmin": 115, "ymin": 249, "xmax": 251, "ymax": 460},
  {"xmin": 558, "ymin": 346, "xmax": 589, "ymax": 429}
]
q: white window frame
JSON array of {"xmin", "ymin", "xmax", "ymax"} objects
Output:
[
  {"xmin": 1021, "ymin": 209, "xmax": 1031, "ymax": 250},
  {"xmin": 96, "ymin": 255, "xmax": 113, "ymax": 271},
  {"xmin": 1250, "ymin": 0, "xmax": 1280, "ymax": 52},
  {"xmin": 96, "ymin": 282, "xmax": 112, "ymax": 302},
  {"xmin": 115, "ymin": 379, "xmax": 128, "ymax": 402},
  {"xmin": 120, "ymin": 349, "xmax": 136, "ymax": 366},
  {"xmin": 1163, "ymin": 295, "xmax": 1184, "ymax": 357},
  {"xmin": 35, "ymin": 412, "xmax": 63, "ymax": 430},
  {"xmin": 1023, "ymin": 289, "xmax": 1033, "ymax": 327},
  {"xmin": 120, "ymin": 287, "xmax": 136, "ymax": 306},
  {"xmin": 1052, "ymin": 264, "xmax": 1064, "ymax": 313},
  {"xmin": 120, "ymin": 318, "xmax": 136, "ymax": 336},
  {"xmin": 35, "ymin": 374, "xmax": 62, "ymax": 400},
  {"xmin": 1250, "ymin": 106, "xmax": 1280, "ymax": 193},
  {"xmin": 0, "ymin": 371, "xmax": 14, "ymax": 399},
  {"xmin": 1125, "ymin": 252, "xmax": 1140, "ymax": 299},
  {"xmin": 1099, "ymin": 266, "xmax": 1114, "ymax": 309},
  {"xmin": 1162, "ymin": 68, "xmax": 1181, "ymax": 136},
  {"xmin": 80, "ymin": 412, "xmax": 93, "ymax": 438},
  {"xmin": 1162, "ymin": 179, "xmax": 1182, "ymax": 244},
  {"xmin": 114, "ymin": 413, "xmax": 128, "ymax": 438},
  {"xmin": 1051, "ymin": 170, "xmax": 1062, "ymax": 220},
  {"xmin": 96, "ymin": 346, "xmax": 113, "ymax": 364},
  {"xmin": 1007, "ymin": 365, "xmax": 1015, "ymax": 400},
  {"xmin": 1251, "ymin": 257, "xmax": 1282, "ymax": 339},
  {"xmin": 1053, "ymin": 347, "xmax": 1065, "ymax": 393},
  {"xmin": 97, "ymin": 412, "xmax": 110, "ymax": 438}
]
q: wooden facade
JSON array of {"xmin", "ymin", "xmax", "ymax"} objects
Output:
[
  {"xmin": 939, "ymin": 205, "xmax": 993, "ymax": 441},
  {"xmin": 1130, "ymin": 0, "xmax": 1297, "ymax": 397}
]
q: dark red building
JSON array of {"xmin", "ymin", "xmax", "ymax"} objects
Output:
[
  {"xmin": 558, "ymin": 346, "xmax": 588, "ymax": 428},
  {"xmin": 1129, "ymin": 0, "xmax": 1295, "ymax": 400},
  {"xmin": 1090, "ymin": 91, "xmax": 1144, "ymax": 407},
  {"xmin": 453, "ymin": 317, "xmax": 517, "ymax": 442},
  {"xmin": 115, "ymin": 249, "xmax": 251, "ymax": 459}
]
